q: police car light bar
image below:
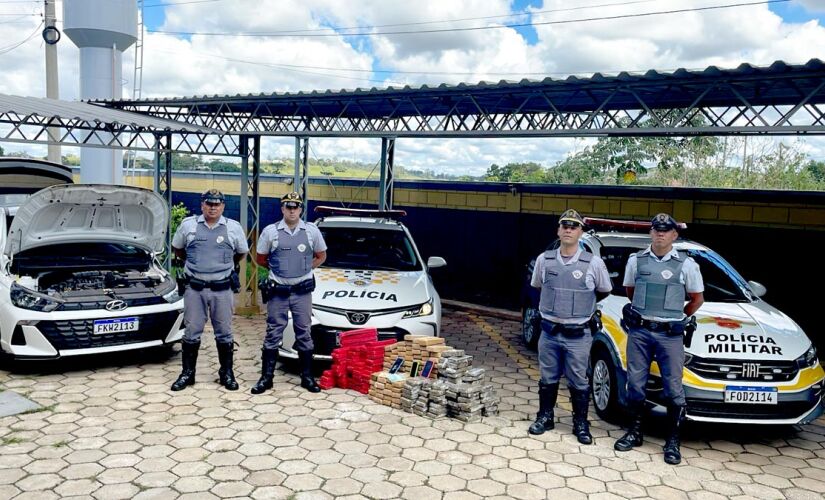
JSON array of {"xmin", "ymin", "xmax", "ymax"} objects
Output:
[
  {"xmin": 583, "ymin": 217, "xmax": 688, "ymax": 231},
  {"xmin": 314, "ymin": 206, "xmax": 407, "ymax": 218}
]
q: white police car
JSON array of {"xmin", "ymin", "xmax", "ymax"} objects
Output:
[
  {"xmin": 522, "ymin": 218, "xmax": 824, "ymax": 425},
  {"xmin": 279, "ymin": 207, "xmax": 445, "ymax": 360},
  {"xmin": 0, "ymin": 182, "xmax": 184, "ymax": 360}
]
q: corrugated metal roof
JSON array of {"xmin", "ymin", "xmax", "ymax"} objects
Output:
[
  {"xmin": 0, "ymin": 93, "xmax": 218, "ymax": 133},
  {"xmin": 102, "ymin": 59, "xmax": 825, "ymax": 105}
]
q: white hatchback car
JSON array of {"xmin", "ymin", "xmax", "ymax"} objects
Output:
[
  {"xmin": 279, "ymin": 207, "xmax": 445, "ymax": 360},
  {"xmin": 0, "ymin": 183, "xmax": 184, "ymax": 360}
]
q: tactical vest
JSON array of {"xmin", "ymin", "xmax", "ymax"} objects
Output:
[
  {"xmin": 631, "ymin": 251, "xmax": 687, "ymax": 320},
  {"xmin": 269, "ymin": 225, "xmax": 313, "ymax": 279},
  {"xmin": 185, "ymin": 221, "xmax": 234, "ymax": 278},
  {"xmin": 539, "ymin": 249, "xmax": 597, "ymax": 321}
]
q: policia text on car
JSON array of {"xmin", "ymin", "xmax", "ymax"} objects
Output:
[
  {"xmin": 614, "ymin": 213, "xmax": 703, "ymax": 465},
  {"xmin": 529, "ymin": 209, "xmax": 612, "ymax": 444},
  {"xmin": 170, "ymin": 189, "xmax": 249, "ymax": 392},
  {"xmin": 252, "ymin": 192, "xmax": 328, "ymax": 394}
]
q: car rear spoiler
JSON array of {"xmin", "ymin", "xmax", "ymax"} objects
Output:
[
  {"xmin": 314, "ymin": 206, "xmax": 407, "ymax": 218},
  {"xmin": 583, "ymin": 217, "xmax": 688, "ymax": 231}
]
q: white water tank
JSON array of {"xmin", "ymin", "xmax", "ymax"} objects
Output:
[{"xmin": 63, "ymin": 0, "xmax": 138, "ymax": 185}]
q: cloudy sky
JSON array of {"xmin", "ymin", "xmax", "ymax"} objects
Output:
[{"xmin": 1, "ymin": 0, "xmax": 824, "ymax": 175}]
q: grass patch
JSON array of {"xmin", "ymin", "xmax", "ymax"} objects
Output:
[
  {"xmin": 0, "ymin": 435, "xmax": 25, "ymax": 445},
  {"xmin": 52, "ymin": 440, "xmax": 69, "ymax": 448}
]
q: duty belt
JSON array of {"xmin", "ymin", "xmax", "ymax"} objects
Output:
[
  {"xmin": 621, "ymin": 303, "xmax": 695, "ymax": 342},
  {"xmin": 259, "ymin": 277, "xmax": 316, "ymax": 302},
  {"xmin": 541, "ymin": 319, "xmax": 589, "ymax": 338},
  {"xmin": 183, "ymin": 275, "xmax": 233, "ymax": 292}
]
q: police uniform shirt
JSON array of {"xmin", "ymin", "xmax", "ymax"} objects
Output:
[
  {"xmin": 172, "ymin": 215, "xmax": 249, "ymax": 280},
  {"xmin": 257, "ymin": 219, "xmax": 327, "ymax": 285},
  {"xmin": 530, "ymin": 247, "xmax": 612, "ymax": 325},
  {"xmin": 622, "ymin": 245, "xmax": 704, "ymax": 322}
]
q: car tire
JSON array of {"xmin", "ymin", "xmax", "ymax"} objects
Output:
[
  {"xmin": 591, "ymin": 347, "xmax": 622, "ymax": 422},
  {"xmin": 522, "ymin": 306, "xmax": 541, "ymax": 351}
]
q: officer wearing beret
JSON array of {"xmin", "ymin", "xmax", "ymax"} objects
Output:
[
  {"xmin": 614, "ymin": 213, "xmax": 704, "ymax": 464},
  {"xmin": 170, "ymin": 189, "xmax": 249, "ymax": 391},
  {"xmin": 529, "ymin": 209, "xmax": 612, "ymax": 443},
  {"xmin": 252, "ymin": 192, "xmax": 327, "ymax": 394}
]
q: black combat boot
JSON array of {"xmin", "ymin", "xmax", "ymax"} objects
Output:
[
  {"xmin": 663, "ymin": 405, "xmax": 686, "ymax": 465},
  {"xmin": 298, "ymin": 350, "xmax": 320, "ymax": 393},
  {"xmin": 528, "ymin": 382, "xmax": 558, "ymax": 435},
  {"xmin": 216, "ymin": 342, "xmax": 239, "ymax": 391},
  {"xmin": 171, "ymin": 341, "xmax": 200, "ymax": 391},
  {"xmin": 570, "ymin": 388, "xmax": 594, "ymax": 445},
  {"xmin": 614, "ymin": 405, "xmax": 644, "ymax": 451},
  {"xmin": 251, "ymin": 348, "xmax": 279, "ymax": 395}
]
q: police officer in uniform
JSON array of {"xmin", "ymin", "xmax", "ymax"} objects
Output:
[
  {"xmin": 170, "ymin": 189, "xmax": 249, "ymax": 391},
  {"xmin": 252, "ymin": 192, "xmax": 327, "ymax": 394},
  {"xmin": 614, "ymin": 213, "xmax": 704, "ymax": 464},
  {"xmin": 528, "ymin": 209, "xmax": 612, "ymax": 443}
]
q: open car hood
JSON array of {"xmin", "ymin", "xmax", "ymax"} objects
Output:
[{"xmin": 5, "ymin": 184, "xmax": 169, "ymax": 257}]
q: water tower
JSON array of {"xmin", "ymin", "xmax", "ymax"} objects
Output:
[{"xmin": 63, "ymin": 0, "xmax": 137, "ymax": 184}]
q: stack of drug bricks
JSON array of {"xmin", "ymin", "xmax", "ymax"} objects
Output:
[
  {"xmin": 367, "ymin": 335, "xmax": 447, "ymax": 408},
  {"xmin": 367, "ymin": 335, "xmax": 500, "ymax": 421},
  {"xmin": 318, "ymin": 328, "xmax": 396, "ymax": 393},
  {"xmin": 404, "ymin": 351, "xmax": 499, "ymax": 422}
]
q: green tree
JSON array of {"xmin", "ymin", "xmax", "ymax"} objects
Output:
[
  {"xmin": 171, "ymin": 154, "xmax": 202, "ymax": 171},
  {"xmin": 804, "ymin": 160, "xmax": 825, "ymax": 183},
  {"xmin": 170, "ymin": 202, "xmax": 189, "ymax": 238},
  {"xmin": 485, "ymin": 162, "xmax": 546, "ymax": 182}
]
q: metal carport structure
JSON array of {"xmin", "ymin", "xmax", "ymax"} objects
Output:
[{"xmin": 3, "ymin": 59, "xmax": 825, "ymax": 312}]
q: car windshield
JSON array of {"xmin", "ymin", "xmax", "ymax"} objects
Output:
[
  {"xmin": 600, "ymin": 245, "xmax": 751, "ymax": 303},
  {"xmin": 320, "ymin": 226, "xmax": 421, "ymax": 272}
]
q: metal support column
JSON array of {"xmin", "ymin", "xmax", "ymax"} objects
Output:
[
  {"xmin": 378, "ymin": 137, "xmax": 395, "ymax": 210},
  {"xmin": 237, "ymin": 135, "xmax": 261, "ymax": 314},
  {"xmin": 154, "ymin": 133, "xmax": 173, "ymax": 269},
  {"xmin": 293, "ymin": 137, "xmax": 310, "ymax": 220}
]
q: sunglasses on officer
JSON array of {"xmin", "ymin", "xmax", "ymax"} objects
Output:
[
  {"xmin": 204, "ymin": 201, "xmax": 224, "ymax": 207},
  {"xmin": 560, "ymin": 221, "xmax": 582, "ymax": 229}
]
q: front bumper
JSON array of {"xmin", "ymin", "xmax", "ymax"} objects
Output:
[
  {"xmin": 643, "ymin": 373, "xmax": 825, "ymax": 425},
  {"xmin": 1, "ymin": 307, "xmax": 185, "ymax": 359}
]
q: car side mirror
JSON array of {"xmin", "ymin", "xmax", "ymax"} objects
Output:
[
  {"xmin": 427, "ymin": 256, "xmax": 447, "ymax": 269},
  {"xmin": 748, "ymin": 280, "xmax": 767, "ymax": 298}
]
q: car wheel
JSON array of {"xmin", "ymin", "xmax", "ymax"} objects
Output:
[
  {"xmin": 522, "ymin": 307, "xmax": 541, "ymax": 350},
  {"xmin": 591, "ymin": 348, "xmax": 621, "ymax": 422}
]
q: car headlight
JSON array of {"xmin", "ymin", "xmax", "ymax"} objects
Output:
[
  {"xmin": 796, "ymin": 344, "xmax": 819, "ymax": 369},
  {"xmin": 159, "ymin": 278, "xmax": 182, "ymax": 303},
  {"xmin": 10, "ymin": 282, "xmax": 62, "ymax": 312},
  {"xmin": 403, "ymin": 299, "xmax": 434, "ymax": 318},
  {"xmin": 163, "ymin": 289, "xmax": 182, "ymax": 303}
]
